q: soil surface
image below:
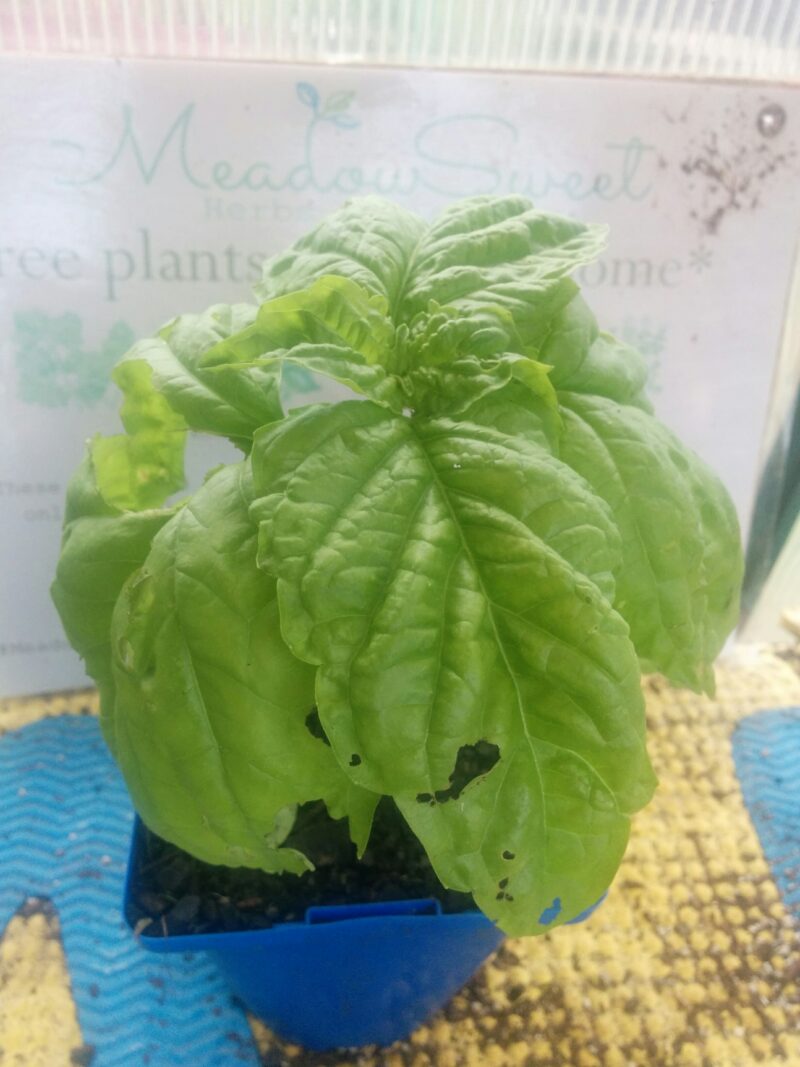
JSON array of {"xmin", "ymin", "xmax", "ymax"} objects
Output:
[{"xmin": 127, "ymin": 798, "xmax": 475, "ymax": 938}]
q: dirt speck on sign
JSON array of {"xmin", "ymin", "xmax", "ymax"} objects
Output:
[{"xmin": 679, "ymin": 98, "xmax": 796, "ymax": 236}]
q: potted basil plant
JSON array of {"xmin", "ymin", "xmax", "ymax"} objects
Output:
[{"xmin": 52, "ymin": 195, "xmax": 742, "ymax": 1051}]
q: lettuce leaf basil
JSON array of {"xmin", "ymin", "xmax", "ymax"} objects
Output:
[{"xmin": 53, "ymin": 195, "xmax": 742, "ymax": 935}]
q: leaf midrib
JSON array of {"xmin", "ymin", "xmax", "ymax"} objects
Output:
[{"xmin": 406, "ymin": 418, "xmax": 548, "ymax": 827}]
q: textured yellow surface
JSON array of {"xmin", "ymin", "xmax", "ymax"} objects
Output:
[
  {"xmin": 1, "ymin": 651, "xmax": 799, "ymax": 1067},
  {"xmin": 0, "ymin": 906, "xmax": 84, "ymax": 1067},
  {"xmin": 0, "ymin": 687, "xmax": 98, "ymax": 737}
]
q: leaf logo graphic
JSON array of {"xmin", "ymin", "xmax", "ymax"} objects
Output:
[
  {"xmin": 14, "ymin": 311, "xmax": 135, "ymax": 408},
  {"xmin": 296, "ymin": 81, "xmax": 360, "ymax": 129}
]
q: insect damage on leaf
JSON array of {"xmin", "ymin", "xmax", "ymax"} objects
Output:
[
  {"xmin": 305, "ymin": 707, "xmax": 331, "ymax": 746},
  {"xmin": 415, "ymin": 741, "xmax": 500, "ymax": 805}
]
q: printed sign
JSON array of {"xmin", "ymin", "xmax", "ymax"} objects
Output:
[{"xmin": 1, "ymin": 56, "xmax": 798, "ymax": 695}]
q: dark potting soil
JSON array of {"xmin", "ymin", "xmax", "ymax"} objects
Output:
[{"xmin": 127, "ymin": 797, "xmax": 476, "ymax": 938}]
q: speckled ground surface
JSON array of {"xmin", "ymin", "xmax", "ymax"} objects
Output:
[{"xmin": 1, "ymin": 648, "xmax": 799, "ymax": 1067}]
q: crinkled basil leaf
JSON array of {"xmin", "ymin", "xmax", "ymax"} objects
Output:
[
  {"xmin": 111, "ymin": 461, "xmax": 378, "ymax": 872},
  {"xmin": 121, "ymin": 302, "xmax": 282, "ymax": 449},
  {"xmin": 205, "ymin": 275, "xmax": 394, "ymax": 367},
  {"xmin": 257, "ymin": 196, "xmax": 606, "ymax": 361},
  {"xmin": 407, "ymin": 352, "xmax": 558, "ymax": 421},
  {"xmin": 250, "ymin": 400, "xmax": 655, "ymax": 935},
  {"xmin": 558, "ymin": 392, "xmax": 742, "ymax": 693},
  {"xmin": 256, "ymin": 198, "xmax": 426, "ymax": 308},
  {"xmin": 397, "ymin": 302, "xmax": 520, "ymax": 370}
]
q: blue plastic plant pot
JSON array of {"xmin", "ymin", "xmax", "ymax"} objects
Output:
[{"xmin": 124, "ymin": 819, "xmax": 602, "ymax": 1051}]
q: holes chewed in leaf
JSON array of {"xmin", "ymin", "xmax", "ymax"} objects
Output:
[
  {"xmin": 497, "ymin": 873, "xmax": 513, "ymax": 903},
  {"xmin": 502, "ymin": 850, "xmax": 515, "ymax": 861},
  {"xmin": 305, "ymin": 708, "xmax": 330, "ymax": 746},
  {"xmin": 416, "ymin": 740, "xmax": 500, "ymax": 805},
  {"xmin": 349, "ymin": 754, "xmax": 362, "ymax": 767}
]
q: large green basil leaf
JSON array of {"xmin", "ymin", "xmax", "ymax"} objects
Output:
[
  {"xmin": 250, "ymin": 400, "xmax": 655, "ymax": 935},
  {"xmin": 256, "ymin": 198, "xmax": 425, "ymax": 308},
  {"xmin": 538, "ymin": 292, "xmax": 651, "ymax": 407},
  {"xmin": 396, "ymin": 197, "xmax": 607, "ymax": 347},
  {"xmin": 51, "ymin": 341, "xmax": 189, "ymax": 749},
  {"xmin": 110, "ymin": 461, "xmax": 377, "ymax": 873},
  {"xmin": 559, "ymin": 392, "xmax": 742, "ymax": 693}
]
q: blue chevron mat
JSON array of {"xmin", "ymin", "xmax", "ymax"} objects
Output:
[
  {"xmin": 0, "ymin": 714, "xmax": 260, "ymax": 1066},
  {"xmin": 733, "ymin": 707, "xmax": 800, "ymax": 918}
]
